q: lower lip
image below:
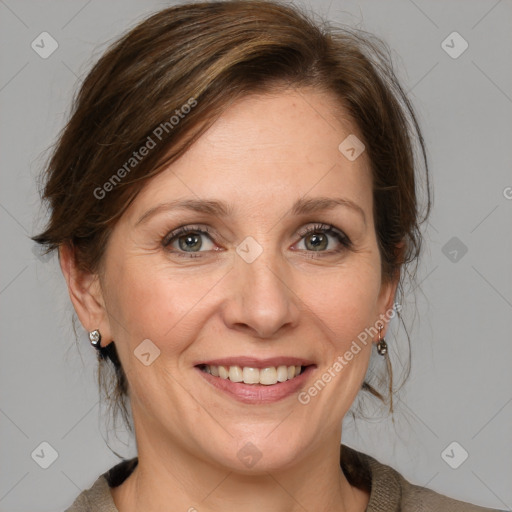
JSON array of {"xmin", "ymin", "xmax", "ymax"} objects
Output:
[{"xmin": 196, "ymin": 366, "xmax": 316, "ymax": 404}]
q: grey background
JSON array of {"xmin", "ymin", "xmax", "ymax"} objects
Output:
[{"xmin": 1, "ymin": 0, "xmax": 511, "ymax": 510}]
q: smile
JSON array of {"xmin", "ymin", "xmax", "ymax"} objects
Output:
[
  {"xmin": 195, "ymin": 359, "xmax": 316, "ymax": 404},
  {"xmin": 199, "ymin": 364, "xmax": 304, "ymax": 385}
]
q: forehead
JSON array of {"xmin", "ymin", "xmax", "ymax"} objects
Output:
[{"xmin": 127, "ymin": 89, "xmax": 373, "ymax": 220}]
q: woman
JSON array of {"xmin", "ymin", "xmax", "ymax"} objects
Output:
[{"xmin": 32, "ymin": 1, "xmax": 502, "ymax": 510}]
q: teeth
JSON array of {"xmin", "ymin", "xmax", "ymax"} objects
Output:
[
  {"xmin": 202, "ymin": 364, "xmax": 304, "ymax": 385},
  {"xmin": 277, "ymin": 365, "xmax": 288, "ymax": 382},
  {"xmin": 259, "ymin": 367, "xmax": 277, "ymax": 385},
  {"xmin": 228, "ymin": 366, "xmax": 243, "ymax": 382},
  {"xmin": 242, "ymin": 367, "xmax": 260, "ymax": 384}
]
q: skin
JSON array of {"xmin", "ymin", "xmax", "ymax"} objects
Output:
[{"xmin": 61, "ymin": 88, "xmax": 399, "ymax": 512}]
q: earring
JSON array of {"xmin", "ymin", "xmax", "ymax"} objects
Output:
[
  {"xmin": 377, "ymin": 324, "xmax": 388, "ymax": 356},
  {"xmin": 89, "ymin": 329, "xmax": 102, "ymax": 349}
]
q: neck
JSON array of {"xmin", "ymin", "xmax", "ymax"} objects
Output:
[{"xmin": 111, "ymin": 430, "xmax": 368, "ymax": 512}]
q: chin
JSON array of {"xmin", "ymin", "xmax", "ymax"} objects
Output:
[{"xmin": 205, "ymin": 432, "xmax": 310, "ymax": 474}]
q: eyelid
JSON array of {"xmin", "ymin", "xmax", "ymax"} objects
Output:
[
  {"xmin": 162, "ymin": 224, "xmax": 215, "ymax": 247},
  {"xmin": 294, "ymin": 223, "xmax": 352, "ymax": 248},
  {"xmin": 161, "ymin": 222, "xmax": 352, "ymax": 255}
]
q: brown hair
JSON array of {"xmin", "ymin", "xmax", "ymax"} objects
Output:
[{"xmin": 33, "ymin": 0, "xmax": 430, "ymax": 434}]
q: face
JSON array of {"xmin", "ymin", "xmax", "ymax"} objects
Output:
[{"xmin": 75, "ymin": 88, "xmax": 396, "ymax": 472}]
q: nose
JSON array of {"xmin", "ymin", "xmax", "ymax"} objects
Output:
[{"xmin": 220, "ymin": 246, "xmax": 301, "ymax": 339}]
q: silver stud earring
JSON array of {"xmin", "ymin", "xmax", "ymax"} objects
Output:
[
  {"xmin": 377, "ymin": 324, "xmax": 388, "ymax": 356},
  {"xmin": 89, "ymin": 329, "xmax": 102, "ymax": 349}
]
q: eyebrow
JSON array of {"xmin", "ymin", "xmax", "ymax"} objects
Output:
[
  {"xmin": 135, "ymin": 196, "xmax": 366, "ymax": 226},
  {"xmin": 292, "ymin": 197, "xmax": 366, "ymax": 226},
  {"xmin": 135, "ymin": 199, "xmax": 233, "ymax": 226}
]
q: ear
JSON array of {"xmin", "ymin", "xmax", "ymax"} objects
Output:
[
  {"xmin": 377, "ymin": 242, "xmax": 404, "ymax": 337},
  {"xmin": 377, "ymin": 277, "xmax": 399, "ymax": 337},
  {"xmin": 59, "ymin": 244, "xmax": 112, "ymax": 347}
]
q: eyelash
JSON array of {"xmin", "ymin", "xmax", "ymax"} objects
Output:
[
  {"xmin": 296, "ymin": 223, "xmax": 352, "ymax": 252},
  {"xmin": 162, "ymin": 225, "xmax": 214, "ymax": 258},
  {"xmin": 162, "ymin": 223, "xmax": 352, "ymax": 258}
]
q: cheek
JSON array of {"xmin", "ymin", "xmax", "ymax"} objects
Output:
[
  {"xmin": 306, "ymin": 262, "xmax": 382, "ymax": 339},
  {"xmin": 291, "ymin": 270, "xmax": 380, "ymax": 426},
  {"xmin": 103, "ymin": 256, "xmax": 226, "ymax": 350}
]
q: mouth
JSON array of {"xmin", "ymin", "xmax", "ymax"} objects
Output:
[
  {"xmin": 194, "ymin": 358, "xmax": 316, "ymax": 404},
  {"xmin": 197, "ymin": 363, "xmax": 308, "ymax": 385}
]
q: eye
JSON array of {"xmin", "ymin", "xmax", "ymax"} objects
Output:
[
  {"xmin": 162, "ymin": 223, "xmax": 351, "ymax": 257},
  {"xmin": 162, "ymin": 225, "xmax": 216, "ymax": 255},
  {"xmin": 294, "ymin": 223, "xmax": 351, "ymax": 253}
]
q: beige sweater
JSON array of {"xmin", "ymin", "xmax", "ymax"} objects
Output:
[{"xmin": 65, "ymin": 444, "xmax": 502, "ymax": 511}]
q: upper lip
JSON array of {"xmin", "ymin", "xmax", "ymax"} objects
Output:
[{"xmin": 195, "ymin": 356, "xmax": 316, "ymax": 369}]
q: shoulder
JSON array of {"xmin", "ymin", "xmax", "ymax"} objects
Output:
[
  {"xmin": 64, "ymin": 476, "xmax": 114, "ymax": 512},
  {"xmin": 398, "ymin": 479, "xmax": 503, "ymax": 512},
  {"xmin": 340, "ymin": 444, "xmax": 503, "ymax": 512},
  {"xmin": 65, "ymin": 458, "xmax": 138, "ymax": 512}
]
